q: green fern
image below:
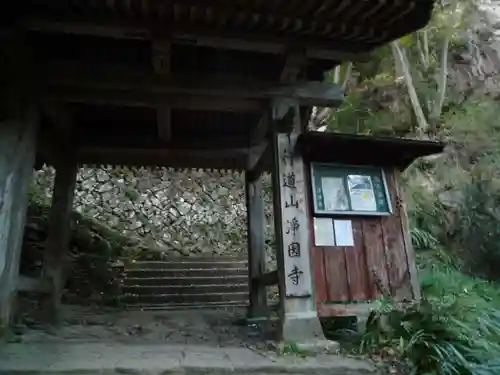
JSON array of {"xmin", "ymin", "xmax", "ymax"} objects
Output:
[
  {"xmin": 361, "ymin": 260, "xmax": 500, "ymax": 375},
  {"xmin": 411, "ymin": 227, "xmax": 439, "ymax": 250}
]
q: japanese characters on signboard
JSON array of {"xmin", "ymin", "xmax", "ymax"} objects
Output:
[{"xmin": 279, "ymin": 133, "xmax": 312, "ymax": 297}]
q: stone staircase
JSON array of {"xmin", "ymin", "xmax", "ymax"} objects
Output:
[{"xmin": 122, "ymin": 256, "xmax": 249, "ymax": 310}]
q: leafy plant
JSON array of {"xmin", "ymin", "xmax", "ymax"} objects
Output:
[
  {"xmin": 411, "ymin": 227, "xmax": 439, "ymax": 250},
  {"xmin": 361, "ymin": 256, "xmax": 500, "ymax": 375}
]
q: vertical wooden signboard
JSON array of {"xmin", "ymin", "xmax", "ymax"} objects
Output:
[{"xmin": 275, "ymin": 106, "xmax": 313, "ymax": 298}]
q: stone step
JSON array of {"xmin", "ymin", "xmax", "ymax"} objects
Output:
[
  {"xmin": 125, "ymin": 268, "xmax": 247, "ymax": 278},
  {"xmin": 126, "ymin": 260, "xmax": 247, "ymax": 270},
  {"xmin": 123, "ymin": 275, "xmax": 248, "ymax": 286},
  {"xmin": 123, "ymin": 284, "xmax": 248, "ymax": 295},
  {"xmin": 123, "ymin": 292, "xmax": 248, "ymax": 305},
  {"xmin": 127, "ymin": 255, "xmax": 247, "ymax": 261},
  {"xmin": 125, "ymin": 301, "xmax": 248, "ymax": 310}
]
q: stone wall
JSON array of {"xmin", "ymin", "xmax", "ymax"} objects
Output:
[{"xmin": 32, "ymin": 166, "xmax": 276, "ymax": 267}]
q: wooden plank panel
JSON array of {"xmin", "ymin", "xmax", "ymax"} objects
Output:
[
  {"xmin": 381, "ymin": 169, "xmax": 412, "ymax": 300},
  {"xmin": 324, "ymin": 246, "xmax": 349, "ymax": 302},
  {"xmin": 394, "ymin": 169, "xmax": 421, "ymax": 300},
  {"xmin": 311, "ymin": 248, "xmax": 328, "ymax": 307},
  {"xmin": 318, "ymin": 302, "xmax": 375, "ymax": 318},
  {"xmin": 343, "ymin": 219, "xmax": 370, "ymax": 301},
  {"xmin": 362, "ymin": 218, "xmax": 389, "ymax": 299}
]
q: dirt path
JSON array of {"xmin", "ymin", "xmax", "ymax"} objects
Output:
[{"xmin": 13, "ymin": 304, "xmax": 277, "ymax": 348}]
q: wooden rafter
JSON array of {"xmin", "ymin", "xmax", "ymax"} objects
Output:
[
  {"xmin": 79, "ymin": 137, "xmax": 253, "ymax": 151},
  {"xmin": 75, "ymin": 143, "xmax": 268, "ymax": 170},
  {"xmin": 46, "ymin": 89, "xmax": 265, "ymax": 112},
  {"xmin": 19, "ymin": 18, "xmax": 371, "ymax": 61},
  {"xmin": 43, "ymin": 67, "xmax": 344, "ymax": 107}
]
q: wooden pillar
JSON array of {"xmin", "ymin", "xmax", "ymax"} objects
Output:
[
  {"xmin": 0, "ymin": 110, "xmax": 38, "ymax": 329},
  {"xmin": 271, "ymin": 102, "xmax": 325, "ymax": 343},
  {"xmin": 42, "ymin": 157, "xmax": 78, "ymax": 323},
  {"xmin": 245, "ymin": 169, "xmax": 267, "ymax": 318}
]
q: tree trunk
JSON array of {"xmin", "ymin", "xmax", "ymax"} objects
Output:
[
  {"xmin": 391, "ymin": 41, "xmax": 430, "ymax": 135},
  {"xmin": 431, "ymin": 36, "xmax": 450, "ymax": 124}
]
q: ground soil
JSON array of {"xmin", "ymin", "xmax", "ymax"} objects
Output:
[{"xmin": 12, "ymin": 301, "xmax": 277, "ymax": 349}]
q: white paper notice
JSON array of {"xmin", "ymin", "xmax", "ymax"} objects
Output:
[
  {"xmin": 321, "ymin": 177, "xmax": 349, "ymax": 211},
  {"xmin": 333, "ymin": 220, "xmax": 354, "ymax": 247},
  {"xmin": 347, "ymin": 175, "xmax": 377, "ymax": 212},
  {"xmin": 314, "ymin": 217, "xmax": 335, "ymax": 246}
]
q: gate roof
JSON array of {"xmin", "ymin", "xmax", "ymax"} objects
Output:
[{"xmin": 4, "ymin": 0, "xmax": 436, "ymax": 171}]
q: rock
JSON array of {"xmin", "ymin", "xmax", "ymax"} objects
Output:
[{"xmin": 125, "ymin": 324, "xmax": 143, "ymax": 336}]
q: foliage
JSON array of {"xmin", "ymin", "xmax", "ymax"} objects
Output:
[
  {"xmin": 362, "ymin": 252, "xmax": 500, "ymax": 375},
  {"xmin": 321, "ymin": 3, "xmax": 500, "ymax": 372},
  {"xmin": 21, "ymin": 200, "xmax": 139, "ymax": 306},
  {"xmin": 326, "ymin": 77, "xmax": 413, "ymax": 136},
  {"xmin": 451, "ymin": 178, "xmax": 500, "ymax": 281},
  {"xmin": 410, "ymin": 227, "xmax": 439, "ymax": 251},
  {"xmin": 23, "ymin": 2, "xmax": 500, "ymax": 371},
  {"xmin": 404, "ymin": 171, "xmax": 449, "ymax": 245}
]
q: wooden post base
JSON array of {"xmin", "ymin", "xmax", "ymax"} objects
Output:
[{"xmin": 245, "ymin": 170, "xmax": 268, "ymax": 319}]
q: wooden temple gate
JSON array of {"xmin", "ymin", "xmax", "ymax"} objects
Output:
[{"xmin": 0, "ymin": 0, "xmax": 436, "ymax": 341}]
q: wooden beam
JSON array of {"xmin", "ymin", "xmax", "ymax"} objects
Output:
[
  {"xmin": 248, "ymin": 52, "xmax": 308, "ymax": 172},
  {"xmin": 42, "ymin": 156, "xmax": 78, "ymax": 323},
  {"xmin": 152, "ymin": 39, "xmax": 171, "ymax": 75},
  {"xmin": 44, "ymin": 68, "xmax": 344, "ymax": 107},
  {"xmin": 76, "ymin": 144, "xmax": 267, "ymax": 170},
  {"xmin": 46, "ymin": 88, "xmax": 264, "ymax": 112},
  {"xmin": 246, "ymin": 170, "xmax": 268, "ymax": 318},
  {"xmin": 246, "ymin": 143, "xmax": 268, "ymax": 171},
  {"xmin": 249, "ymin": 116, "xmax": 269, "ymax": 146},
  {"xmin": 42, "ymin": 102, "xmax": 74, "ymax": 144},
  {"xmin": 152, "ymin": 39, "xmax": 172, "ymax": 143},
  {"xmin": 249, "ymin": 143, "xmax": 272, "ymax": 176},
  {"xmin": 20, "ymin": 18, "xmax": 371, "ymax": 62},
  {"xmin": 36, "ymin": 119, "xmax": 84, "ymax": 167},
  {"xmin": 156, "ymin": 102, "xmax": 171, "ymax": 143},
  {"xmin": 0, "ymin": 110, "xmax": 38, "ymax": 328},
  {"xmin": 247, "ymin": 51, "xmax": 308, "ymax": 176},
  {"xmin": 167, "ymin": 137, "xmax": 251, "ymax": 151},
  {"xmin": 253, "ymin": 270, "xmax": 279, "ymax": 287},
  {"xmin": 247, "ymin": 51, "xmax": 308, "ymax": 175},
  {"xmin": 394, "ymin": 169, "xmax": 421, "ymax": 301},
  {"xmin": 77, "ymin": 136, "xmax": 253, "ymax": 151},
  {"xmin": 280, "ymin": 52, "xmax": 307, "ymax": 82},
  {"xmin": 271, "ymin": 101, "xmax": 326, "ymax": 341},
  {"xmin": 318, "ymin": 303, "xmax": 376, "ymax": 318}
]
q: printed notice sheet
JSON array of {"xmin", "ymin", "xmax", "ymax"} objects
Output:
[
  {"xmin": 347, "ymin": 175, "xmax": 377, "ymax": 212},
  {"xmin": 314, "ymin": 217, "xmax": 335, "ymax": 246},
  {"xmin": 333, "ymin": 220, "xmax": 354, "ymax": 246},
  {"xmin": 321, "ymin": 177, "xmax": 348, "ymax": 211}
]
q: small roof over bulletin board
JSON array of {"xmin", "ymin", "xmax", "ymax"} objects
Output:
[{"xmin": 296, "ymin": 132, "xmax": 445, "ymax": 170}]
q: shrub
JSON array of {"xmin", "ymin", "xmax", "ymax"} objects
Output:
[
  {"xmin": 452, "ymin": 178, "xmax": 500, "ymax": 282},
  {"xmin": 361, "ymin": 253, "xmax": 500, "ymax": 375}
]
